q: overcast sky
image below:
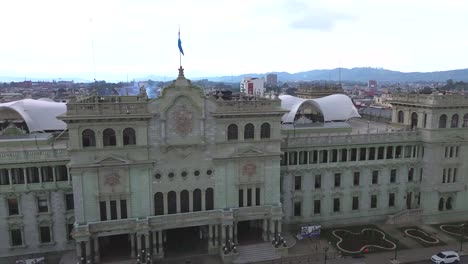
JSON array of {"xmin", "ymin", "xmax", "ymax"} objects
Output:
[{"xmin": 1, "ymin": 0, "xmax": 467, "ymax": 81}]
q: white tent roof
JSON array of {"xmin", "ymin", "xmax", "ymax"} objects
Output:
[
  {"xmin": 279, "ymin": 94, "xmax": 361, "ymax": 123},
  {"xmin": 0, "ymin": 99, "xmax": 67, "ymax": 132}
]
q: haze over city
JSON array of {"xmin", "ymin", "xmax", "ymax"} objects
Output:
[{"xmin": 1, "ymin": 0, "xmax": 468, "ymax": 81}]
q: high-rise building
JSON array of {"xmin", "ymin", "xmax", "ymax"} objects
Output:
[
  {"xmin": 240, "ymin": 77, "xmax": 265, "ymax": 97},
  {"xmin": 265, "ymin": 74, "xmax": 278, "ymax": 87}
]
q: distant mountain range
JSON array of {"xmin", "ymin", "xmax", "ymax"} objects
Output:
[
  {"xmin": 203, "ymin": 67, "xmax": 468, "ymax": 83},
  {"xmin": 2, "ymin": 67, "xmax": 468, "ymax": 83}
]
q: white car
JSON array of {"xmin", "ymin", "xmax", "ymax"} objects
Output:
[{"xmin": 431, "ymin": 251, "xmax": 460, "ymax": 263}]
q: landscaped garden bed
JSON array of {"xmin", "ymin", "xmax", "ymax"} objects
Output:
[
  {"xmin": 432, "ymin": 221, "xmax": 468, "ymax": 242},
  {"xmin": 320, "ymin": 225, "xmax": 405, "ymax": 255},
  {"xmin": 397, "ymin": 226, "xmax": 445, "ymax": 247}
]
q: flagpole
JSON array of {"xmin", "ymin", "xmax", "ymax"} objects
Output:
[{"xmin": 179, "ymin": 24, "xmax": 181, "ymax": 68}]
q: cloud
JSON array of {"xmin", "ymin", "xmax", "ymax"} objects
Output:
[{"xmin": 284, "ymin": 1, "xmax": 355, "ymax": 31}]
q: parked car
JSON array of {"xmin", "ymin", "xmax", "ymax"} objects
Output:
[{"xmin": 431, "ymin": 251, "xmax": 460, "ymax": 263}]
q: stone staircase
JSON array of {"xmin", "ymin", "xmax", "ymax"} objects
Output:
[
  {"xmin": 233, "ymin": 242, "xmax": 281, "ymax": 264},
  {"xmin": 386, "ymin": 208, "xmax": 423, "ymax": 224}
]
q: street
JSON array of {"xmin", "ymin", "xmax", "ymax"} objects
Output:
[{"xmin": 406, "ymin": 255, "xmax": 468, "ymax": 264}]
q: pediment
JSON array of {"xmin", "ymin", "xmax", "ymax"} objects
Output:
[
  {"xmin": 94, "ymin": 154, "xmax": 132, "ymax": 165},
  {"xmin": 231, "ymin": 147, "xmax": 267, "ymax": 158}
]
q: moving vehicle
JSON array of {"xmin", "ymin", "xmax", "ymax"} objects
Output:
[{"xmin": 431, "ymin": 251, "xmax": 460, "ymax": 263}]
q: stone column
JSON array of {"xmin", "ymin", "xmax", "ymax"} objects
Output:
[
  {"xmin": 277, "ymin": 220, "xmax": 282, "ymax": 235},
  {"xmin": 85, "ymin": 239, "xmax": 91, "ymax": 261},
  {"xmin": 214, "ymin": 224, "xmax": 219, "ymax": 246},
  {"xmin": 22, "ymin": 168, "xmax": 27, "ymax": 186},
  {"xmin": 94, "ymin": 237, "xmax": 100, "ymax": 263},
  {"xmin": 76, "ymin": 241, "xmax": 83, "ymax": 261},
  {"xmin": 252, "ymin": 185, "xmax": 256, "ymax": 206},
  {"xmin": 233, "ymin": 222, "xmax": 238, "ymax": 244},
  {"xmin": 158, "ymin": 231, "xmax": 163, "ymax": 256},
  {"xmin": 37, "ymin": 167, "xmax": 42, "ymax": 185},
  {"xmin": 152, "ymin": 231, "xmax": 157, "ymax": 255},
  {"xmin": 105, "ymin": 197, "xmax": 111, "ymax": 220},
  {"xmin": 145, "ymin": 234, "xmax": 150, "ymax": 252},
  {"xmin": 201, "ymin": 189, "xmax": 206, "ymax": 211},
  {"xmin": 52, "ymin": 166, "xmax": 57, "ymax": 182},
  {"xmin": 262, "ymin": 219, "xmax": 268, "ymax": 241},
  {"xmin": 136, "ymin": 234, "xmax": 142, "ymax": 254},
  {"xmin": 163, "ymin": 192, "xmax": 168, "ymax": 215},
  {"xmin": 269, "ymin": 219, "xmax": 275, "ymax": 241},
  {"xmin": 8, "ymin": 169, "xmax": 12, "ymax": 186},
  {"xmin": 228, "ymin": 225, "xmax": 233, "ymax": 242},
  {"xmin": 116, "ymin": 199, "xmax": 121, "ymax": 219},
  {"xmin": 221, "ymin": 225, "xmax": 226, "ymax": 246},
  {"xmin": 189, "ymin": 190, "xmax": 193, "ymax": 212},
  {"xmin": 130, "ymin": 233, "xmax": 136, "ymax": 258},
  {"xmin": 243, "ymin": 187, "xmax": 247, "ymax": 207}
]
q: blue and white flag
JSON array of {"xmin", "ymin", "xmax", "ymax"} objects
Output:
[{"xmin": 178, "ymin": 29, "xmax": 184, "ymax": 56}]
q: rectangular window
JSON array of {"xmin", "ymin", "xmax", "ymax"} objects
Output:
[
  {"xmin": 294, "ymin": 202, "xmax": 301, "ymax": 216},
  {"xmin": 8, "ymin": 198, "xmax": 19, "ymax": 216},
  {"xmin": 413, "ymin": 146, "xmax": 417, "ymax": 158},
  {"xmin": 368, "ymin": 147, "xmax": 376, "ymax": 160},
  {"xmin": 320, "ymin": 150, "xmax": 328, "ymax": 163},
  {"xmin": 352, "ymin": 196, "xmax": 359, "ymax": 210},
  {"xmin": 408, "ymin": 168, "xmax": 414, "ymax": 182},
  {"xmin": 444, "ymin": 146, "xmax": 448, "ymax": 158},
  {"xmin": 423, "ymin": 113, "xmax": 427, "ymax": 128},
  {"xmin": 333, "ymin": 198, "xmax": 340, "ymax": 212},
  {"xmin": 238, "ymin": 189, "xmax": 244, "ymax": 207},
  {"xmin": 453, "ymin": 168, "xmax": 457, "ymax": 183},
  {"xmin": 294, "ymin": 176, "xmax": 302, "ymax": 190},
  {"xmin": 120, "ymin": 200, "xmax": 128, "ymax": 219},
  {"xmin": 405, "ymin": 146, "xmax": 412, "ymax": 158},
  {"xmin": 442, "ymin": 169, "xmax": 446, "ymax": 183},
  {"xmin": 67, "ymin": 224, "xmax": 74, "ymax": 240},
  {"xmin": 0, "ymin": 168, "xmax": 9, "ymax": 185},
  {"xmin": 65, "ymin": 194, "xmax": 74, "ymax": 211},
  {"xmin": 100, "ymin": 201, "xmax": 107, "ymax": 221},
  {"xmin": 288, "ymin": 152, "xmax": 297, "ymax": 165},
  {"xmin": 353, "ymin": 172, "xmax": 360, "ymax": 186},
  {"xmin": 247, "ymin": 188, "xmax": 252, "ymax": 206},
  {"xmin": 331, "ymin": 149, "xmax": 338, "ymax": 162},
  {"xmin": 314, "ymin": 200, "xmax": 321, "ymax": 215},
  {"xmin": 11, "ymin": 229, "xmax": 22, "ymax": 246},
  {"xmin": 386, "ymin": 146, "xmax": 394, "ymax": 159},
  {"xmin": 340, "ymin": 149, "xmax": 347, "ymax": 162},
  {"xmin": 371, "ymin": 195, "xmax": 377, "ymax": 208},
  {"xmin": 422, "ymin": 146, "xmax": 425, "ymax": 158},
  {"xmin": 419, "ymin": 168, "xmax": 423, "ymax": 182},
  {"xmin": 334, "ymin": 173, "xmax": 341, "ymax": 187},
  {"xmin": 377, "ymin": 147, "xmax": 385, "ymax": 160},
  {"xmin": 110, "ymin": 200, "xmax": 118, "ymax": 220},
  {"xmin": 390, "ymin": 169, "xmax": 397, "ymax": 183},
  {"xmin": 350, "ymin": 148, "xmax": 357, "ymax": 161},
  {"xmin": 40, "ymin": 226, "xmax": 51, "ymax": 243},
  {"xmin": 280, "ymin": 153, "xmax": 287, "ymax": 166},
  {"xmin": 255, "ymin": 188, "xmax": 260, "ymax": 206},
  {"xmin": 450, "ymin": 146, "xmax": 454, "ymax": 158},
  {"xmin": 389, "ymin": 193, "xmax": 395, "ymax": 207},
  {"xmin": 299, "ymin": 151, "xmax": 308, "ymax": 165},
  {"xmin": 395, "ymin": 146, "xmax": 402, "ymax": 158},
  {"xmin": 359, "ymin": 148, "xmax": 366, "ymax": 161},
  {"xmin": 37, "ymin": 197, "xmax": 48, "ymax": 213},
  {"xmin": 314, "ymin": 175, "xmax": 321, "ymax": 189},
  {"xmin": 372, "ymin": 171, "xmax": 379, "ymax": 184},
  {"xmin": 455, "ymin": 146, "xmax": 459, "ymax": 157}
]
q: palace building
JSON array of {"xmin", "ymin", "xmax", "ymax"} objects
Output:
[{"xmin": 0, "ymin": 68, "xmax": 467, "ymax": 263}]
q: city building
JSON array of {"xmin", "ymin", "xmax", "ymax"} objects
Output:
[
  {"xmin": 295, "ymin": 83, "xmax": 344, "ymax": 99},
  {"xmin": 1, "ymin": 68, "xmax": 467, "ymax": 263},
  {"xmin": 265, "ymin": 74, "xmax": 278, "ymax": 87},
  {"xmin": 240, "ymin": 77, "xmax": 265, "ymax": 97}
]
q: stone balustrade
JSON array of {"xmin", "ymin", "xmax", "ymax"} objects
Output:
[
  {"xmin": 66, "ymin": 102, "xmax": 148, "ymax": 116},
  {"xmin": 389, "ymin": 94, "xmax": 468, "ymax": 106},
  {"xmin": 386, "ymin": 208, "xmax": 422, "ymax": 224},
  {"xmin": 215, "ymin": 99, "xmax": 283, "ymax": 113}
]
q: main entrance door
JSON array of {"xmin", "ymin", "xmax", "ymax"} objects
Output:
[
  {"xmin": 165, "ymin": 226, "xmax": 207, "ymax": 258},
  {"xmin": 99, "ymin": 234, "xmax": 131, "ymax": 262},
  {"xmin": 237, "ymin": 220, "xmax": 263, "ymax": 245}
]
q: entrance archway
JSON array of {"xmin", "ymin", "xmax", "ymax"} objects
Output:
[
  {"xmin": 165, "ymin": 226, "xmax": 207, "ymax": 258},
  {"xmin": 99, "ymin": 234, "xmax": 131, "ymax": 262},
  {"xmin": 237, "ymin": 220, "xmax": 263, "ymax": 245}
]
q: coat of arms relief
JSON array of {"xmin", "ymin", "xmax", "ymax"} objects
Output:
[{"xmin": 172, "ymin": 104, "xmax": 193, "ymax": 137}]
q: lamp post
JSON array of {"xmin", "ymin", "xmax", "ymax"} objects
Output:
[
  {"xmin": 394, "ymin": 239, "xmax": 399, "ymax": 261},
  {"xmin": 323, "ymin": 245, "xmax": 329, "ymax": 264},
  {"xmin": 460, "ymin": 224, "xmax": 465, "ymax": 253}
]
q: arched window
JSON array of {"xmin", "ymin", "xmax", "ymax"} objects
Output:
[
  {"xmin": 244, "ymin": 123, "xmax": 254, "ymax": 140},
  {"xmin": 446, "ymin": 197, "xmax": 453, "ymax": 210},
  {"xmin": 451, "ymin": 114, "xmax": 459, "ymax": 128},
  {"xmin": 82, "ymin": 129, "xmax": 96, "ymax": 147},
  {"xmin": 193, "ymin": 189, "xmax": 202, "ymax": 211},
  {"xmin": 438, "ymin": 198, "xmax": 444, "ymax": 211},
  {"xmin": 411, "ymin": 112, "xmax": 418, "ymax": 129},
  {"xmin": 168, "ymin": 191, "xmax": 177, "ymax": 214},
  {"xmin": 154, "ymin": 192, "xmax": 164, "ymax": 215},
  {"xmin": 180, "ymin": 190, "xmax": 189, "ymax": 213},
  {"xmin": 123, "ymin": 128, "xmax": 136, "ymax": 145},
  {"xmin": 205, "ymin": 188, "xmax": 214, "ymax": 210},
  {"xmin": 103, "ymin": 128, "xmax": 116, "ymax": 146},
  {"xmin": 227, "ymin": 124, "xmax": 238, "ymax": 140},
  {"xmin": 260, "ymin": 123, "xmax": 271, "ymax": 139},
  {"xmin": 439, "ymin": 114, "xmax": 447, "ymax": 128},
  {"xmin": 398, "ymin": 111, "xmax": 404, "ymax": 123},
  {"xmin": 463, "ymin": 114, "xmax": 468, "ymax": 127}
]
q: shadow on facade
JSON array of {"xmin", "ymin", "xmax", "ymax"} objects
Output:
[
  {"xmin": 165, "ymin": 226, "xmax": 207, "ymax": 258},
  {"xmin": 99, "ymin": 234, "xmax": 131, "ymax": 262},
  {"xmin": 237, "ymin": 220, "xmax": 263, "ymax": 245}
]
